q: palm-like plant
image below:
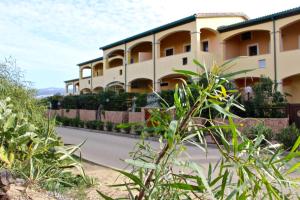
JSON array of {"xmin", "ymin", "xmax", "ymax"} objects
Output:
[{"xmin": 98, "ymin": 60, "xmax": 300, "ymax": 200}]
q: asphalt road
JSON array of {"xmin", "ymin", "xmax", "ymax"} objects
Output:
[{"xmin": 56, "ymin": 127, "xmax": 220, "ymax": 170}]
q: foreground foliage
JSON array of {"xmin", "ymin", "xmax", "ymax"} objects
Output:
[
  {"xmin": 99, "ymin": 60, "xmax": 300, "ymax": 199},
  {"xmin": 0, "ymin": 58, "xmax": 93, "ymax": 192}
]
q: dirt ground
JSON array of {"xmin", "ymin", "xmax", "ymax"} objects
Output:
[{"xmin": 77, "ymin": 162, "xmax": 129, "ymax": 200}]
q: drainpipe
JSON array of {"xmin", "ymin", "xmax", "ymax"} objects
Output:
[
  {"xmin": 124, "ymin": 43, "xmax": 127, "ymax": 92},
  {"xmin": 272, "ymin": 17, "xmax": 278, "ymax": 91},
  {"xmin": 90, "ymin": 63, "xmax": 93, "ymax": 92},
  {"xmin": 153, "ymin": 33, "xmax": 156, "ymax": 91}
]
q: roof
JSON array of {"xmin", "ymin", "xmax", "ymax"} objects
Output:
[
  {"xmin": 100, "ymin": 13, "xmax": 248, "ymax": 50},
  {"xmin": 64, "ymin": 78, "xmax": 79, "ymax": 83},
  {"xmin": 196, "ymin": 12, "xmax": 248, "ymax": 20},
  {"xmin": 77, "ymin": 57, "xmax": 103, "ymax": 66},
  {"xmin": 218, "ymin": 6, "xmax": 300, "ymax": 32},
  {"xmin": 100, "ymin": 15, "xmax": 196, "ymax": 50}
]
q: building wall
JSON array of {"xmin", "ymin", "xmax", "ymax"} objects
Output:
[{"xmin": 66, "ymin": 12, "xmax": 300, "ymax": 103}]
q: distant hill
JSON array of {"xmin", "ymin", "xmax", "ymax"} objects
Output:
[{"xmin": 36, "ymin": 87, "xmax": 65, "ymax": 98}]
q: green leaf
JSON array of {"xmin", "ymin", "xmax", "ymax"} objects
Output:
[
  {"xmin": 164, "ymin": 182, "xmax": 204, "ymax": 192},
  {"xmin": 97, "ymin": 190, "xmax": 114, "ymax": 200},
  {"xmin": 125, "ymin": 159, "xmax": 158, "ymax": 170},
  {"xmin": 115, "ymin": 169, "xmax": 144, "ymax": 188},
  {"xmin": 173, "ymin": 69, "xmax": 199, "ymax": 77},
  {"xmin": 222, "ymin": 69, "xmax": 256, "ymax": 79},
  {"xmin": 193, "ymin": 59, "xmax": 205, "ymax": 71},
  {"xmin": 290, "ymin": 136, "xmax": 300, "ymax": 153}
]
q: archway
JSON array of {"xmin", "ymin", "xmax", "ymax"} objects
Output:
[
  {"xmin": 280, "ymin": 20, "xmax": 300, "ymax": 51},
  {"xmin": 129, "ymin": 42, "xmax": 152, "ymax": 64},
  {"xmin": 80, "ymin": 88, "xmax": 92, "ymax": 94},
  {"xmin": 200, "ymin": 28, "xmax": 218, "ymax": 53},
  {"xmin": 282, "ymin": 74, "xmax": 300, "ymax": 103},
  {"xmin": 129, "ymin": 78, "xmax": 153, "ymax": 93},
  {"xmin": 224, "ymin": 30, "xmax": 271, "ymax": 60},
  {"xmin": 159, "ymin": 31, "xmax": 191, "ymax": 57},
  {"xmin": 159, "ymin": 74, "xmax": 188, "ymax": 91}
]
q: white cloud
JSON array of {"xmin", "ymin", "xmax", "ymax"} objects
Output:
[{"xmin": 0, "ymin": 0, "xmax": 299, "ymax": 88}]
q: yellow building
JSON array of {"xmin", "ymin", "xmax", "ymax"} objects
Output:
[{"xmin": 65, "ymin": 6, "xmax": 300, "ymax": 104}]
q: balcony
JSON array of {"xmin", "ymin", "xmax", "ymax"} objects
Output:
[
  {"xmin": 278, "ymin": 49, "xmax": 300, "ymax": 79},
  {"xmin": 105, "ymin": 66, "xmax": 124, "ymax": 84},
  {"xmin": 127, "ymin": 60, "xmax": 153, "ymax": 82},
  {"xmin": 79, "ymin": 76, "xmax": 91, "ymax": 90},
  {"xmin": 226, "ymin": 54, "xmax": 273, "ymax": 79},
  {"xmin": 156, "ymin": 52, "xmax": 194, "ymax": 78}
]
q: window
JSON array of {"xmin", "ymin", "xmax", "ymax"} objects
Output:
[
  {"xmin": 202, "ymin": 41, "xmax": 209, "ymax": 52},
  {"xmin": 182, "ymin": 57, "xmax": 188, "ymax": 65},
  {"xmin": 241, "ymin": 32, "xmax": 252, "ymax": 41},
  {"xmin": 160, "ymin": 82, "xmax": 168, "ymax": 87},
  {"xmin": 248, "ymin": 44, "xmax": 259, "ymax": 56},
  {"xmin": 119, "ymin": 69, "xmax": 122, "ymax": 75},
  {"xmin": 165, "ymin": 48, "xmax": 174, "ymax": 56},
  {"xmin": 184, "ymin": 44, "xmax": 191, "ymax": 52},
  {"xmin": 258, "ymin": 59, "xmax": 266, "ymax": 68}
]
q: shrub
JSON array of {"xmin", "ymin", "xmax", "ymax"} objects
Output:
[
  {"xmin": 276, "ymin": 124, "xmax": 300, "ymax": 150},
  {"xmin": 114, "ymin": 123, "xmax": 121, "ymax": 132},
  {"xmin": 96, "ymin": 121, "xmax": 104, "ymax": 130},
  {"xmin": 85, "ymin": 120, "xmax": 98, "ymax": 129},
  {"xmin": 106, "ymin": 121, "xmax": 113, "ymax": 131},
  {"xmin": 117, "ymin": 123, "xmax": 132, "ymax": 134},
  {"xmin": 244, "ymin": 123, "xmax": 273, "ymax": 142},
  {"xmin": 133, "ymin": 125, "xmax": 143, "ymax": 135}
]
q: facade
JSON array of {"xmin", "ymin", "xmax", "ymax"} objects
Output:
[{"xmin": 65, "ymin": 7, "xmax": 300, "ymax": 104}]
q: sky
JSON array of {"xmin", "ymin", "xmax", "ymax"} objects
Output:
[{"xmin": 0, "ymin": 0, "xmax": 299, "ymax": 89}]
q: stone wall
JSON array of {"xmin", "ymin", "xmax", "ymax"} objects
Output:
[
  {"xmin": 62, "ymin": 109, "xmax": 77, "ymax": 119},
  {"xmin": 79, "ymin": 109, "xmax": 97, "ymax": 121},
  {"xmin": 104, "ymin": 111, "xmax": 129, "ymax": 124},
  {"xmin": 129, "ymin": 111, "xmax": 145, "ymax": 123},
  {"xmin": 214, "ymin": 118, "xmax": 289, "ymax": 133}
]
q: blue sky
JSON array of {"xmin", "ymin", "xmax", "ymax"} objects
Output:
[{"xmin": 0, "ymin": 0, "xmax": 299, "ymax": 89}]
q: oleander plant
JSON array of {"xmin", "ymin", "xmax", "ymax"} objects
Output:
[{"xmin": 98, "ymin": 59, "xmax": 300, "ymax": 199}]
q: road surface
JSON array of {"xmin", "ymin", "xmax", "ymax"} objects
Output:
[{"xmin": 56, "ymin": 127, "xmax": 220, "ymax": 170}]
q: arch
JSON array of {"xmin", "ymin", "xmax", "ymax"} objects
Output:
[
  {"xmin": 282, "ymin": 73, "xmax": 300, "ymax": 103},
  {"xmin": 80, "ymin": 66, "xmax": 92, "ymax": 78},
  {"xmin": 233, "ymin": 76, "xmax": 261, "ymax": 100},
  {"xmin": 128, "ymin": 41, "xmax": 152, "ymax": 64},
  {"xmin": 158, "ymin": 74, "xmax": 188, "ymax": 91},
  {"xmin": 159, "ymin": 30, "xmax": 191, "ymax": 57},
  {"xmin": 66, "ymin": 84, "xmax": 74, "ymax": 94},
  {"xmin": 280, "ymin": 20, "xmax": 300, "ymax": 51},
  {"xmin": 129, "ymin": 78, "xmax": 153, "ymax": 93},
  {"xmin": 93, "ymin": 86, "xmax": 104, "ymax": 94},
  {"xmin": 106, "ymin": 81, "xmax": 125, "ymax": 93},
  {"xmin": 108, "ymin": 57, "xmax": 123, "ymax": 69},
  {"xmin": 223, "ymin": 29, "xmax": 271, "ymax": 41},
  {"xmin": 93, "ymin": 63, "xmax": 103, "ymax": 77},
  {"xmin": 200, "ymin": 28, "xmax": 218, "ymax": 53},
  {"xmin": 106, "ymin": 49, "xmax": 125, "ymax": 58},
  {"xmin": 80, "ymin": 88, "xmax": 92, "ymax": 94},
  {"xmin": 224, "ymin": 30, "xmax": 271, "ymax": 60},
  {"xmin": 74, "ymin": 82, "xmax": 79, "ymax": 93}
]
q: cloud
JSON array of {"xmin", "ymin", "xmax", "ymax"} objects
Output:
[{"xmin": 0, "ymin": 0, "xmax": 299, "ymax": 88}]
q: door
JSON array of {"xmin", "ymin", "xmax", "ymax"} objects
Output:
[{"xmin": 289, "ymin": 104, "xmax": 300, "ymax": 128}]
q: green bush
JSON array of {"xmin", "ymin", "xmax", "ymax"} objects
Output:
[
  {"xmin": 117, "ymin": 123, "xmax": 132, "ymax": 134},
  {"xmin": 85, "ymin": 120, "xmax": 98, "ymax": 129},
  {"xmin": 276, "ymin": 124, "xmax": 300, "ymax": 150},
  {"xmin": 106, "ymin": 121, "xmax": 114, "ymax": 131},
  {"xmin": 244, "ymin": 123, "xmax": 273, "ymax": 142},
  {"xmin": 0, "ymin": 58, "xmax": 91, "ymax": 192},
  {"xmin": 133, "ymin": 125, "xmax": 143, "ymax": 135},
  {"xmin": 96, "ymin": 121, "xmax": 104, "ymax": 130},
  {"xmin": 114, "ymin": 123, "xmax": 121, "ymax": 132}
]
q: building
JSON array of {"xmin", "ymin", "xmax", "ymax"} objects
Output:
[{"xmin": 64, "ymin": 6, "xmax": 300, "ymax": 104}]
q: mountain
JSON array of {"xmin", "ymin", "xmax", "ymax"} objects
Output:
[{"xmin": 36, "ymin": 87, "xmax": 65, "ymax": 98}]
